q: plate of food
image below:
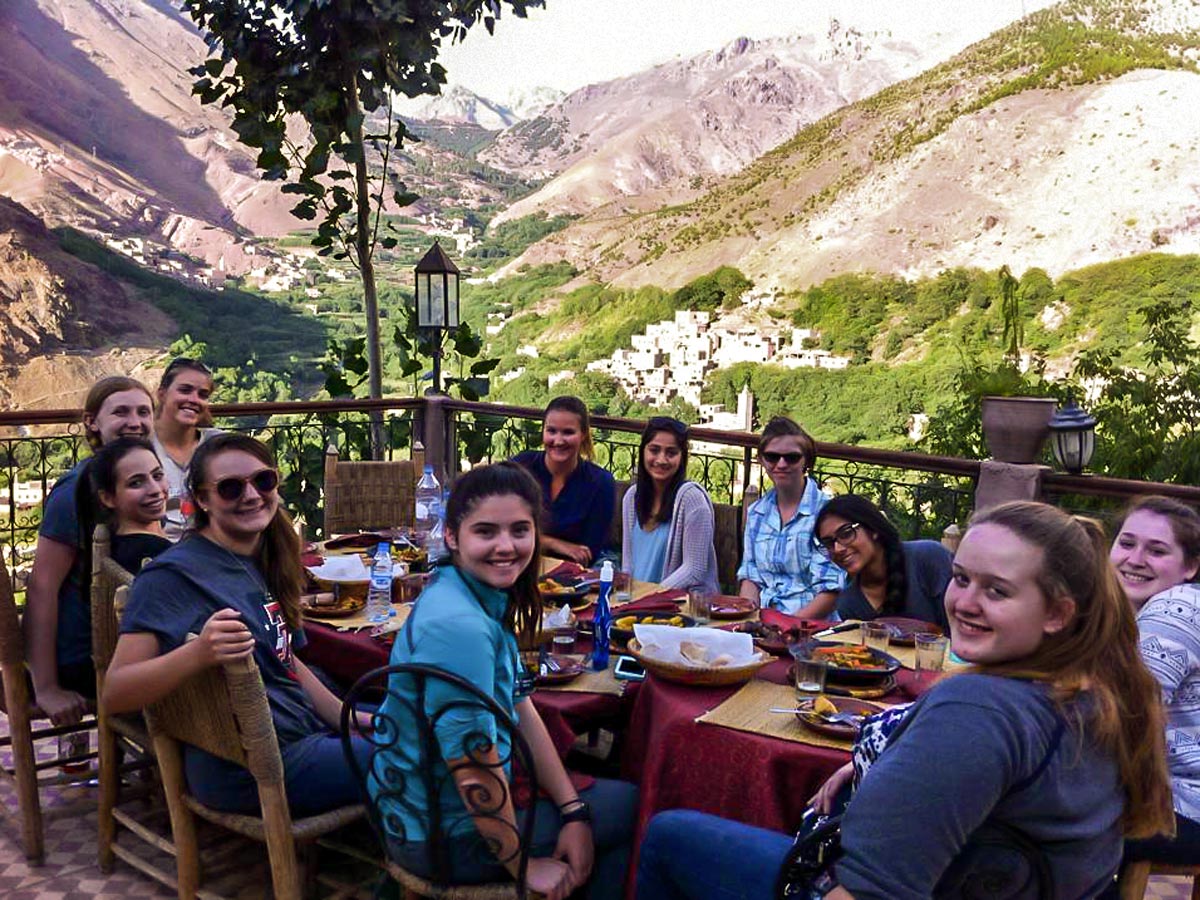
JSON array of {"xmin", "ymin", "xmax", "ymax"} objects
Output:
[
  {"xmin": 873, "ymin": 616, "xmax": 943, "ymax": 647},
  {"xmin": 300, "ymin": 592, "xmax": 366, "ymax": 619},
  {"xmin": 535, "ymin": 655, "xmax": 586, "ymax": 686},
  {"xmin": 610, "ymin": 613, "xmax": 696, "ymax": 650},
  {"xmin": 538, "ymin": 577, "xmax": 593, "ymax": 607},
  {"xmin": 794, "ymin": 640, "xmax": 902, "ymax": 685},
  {"xmin": 393, "ymin": 544, "xmax": 429, "ymax": 572},
  {"xmin": 707, "ymin": 595, "xmax": 758, "ymax": 620},
  {"xmin": 730, "ymin": 621, "xmax": 802, "ymax": 656},
  {"xmin": 796, "ymin": 696, "xmax": 884, "ymax": 740}
]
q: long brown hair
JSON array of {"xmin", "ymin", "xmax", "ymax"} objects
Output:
[
  {"xmin": 443, "ymin": 461, "xmax": 543, "ymax": 649},
  {"xmin": 82, "ymin": 376, "xmax": 153, "ymax": 450},
  {"xmin": 186, "ymin": 434, "xmax": 303, "ymax": 629},
  {"xmin": 544, "ymin": 395, "xmax": 595, "ymax": 461},
  {"xmin": 967, "ymin": 501, "xmax": 1173, "ymax": 839}
]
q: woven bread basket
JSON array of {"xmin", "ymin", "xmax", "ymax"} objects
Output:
[{"xmin": 627, "ymin": 638, "xmax": 771, "ymax": 687}]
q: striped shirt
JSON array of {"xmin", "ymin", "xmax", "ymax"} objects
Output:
[
  {"xmin": 737, "ymin": 479, "xmax": 844, "ymax": 614},
  {"xmin": 1139, "ymin": 583, "xmax": 1200, "ymax": 822}
]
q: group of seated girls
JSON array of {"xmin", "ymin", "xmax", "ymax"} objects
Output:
[
  {"xmin": 514, "ymin": 397, "xmax": 949, "ymax": 628},
  {"xmin": 24, "ymin": 360, "xmax": 219, "ymax": 727},
  {"xmin": 96, "ymin": 434, "xmax": 634, "ymax": 898}
]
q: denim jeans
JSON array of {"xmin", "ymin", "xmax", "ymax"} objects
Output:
[
  {"xmin": 636, "ymin": 809, "xmax": 791, "ymax": 900},
  {"xmin": 390, "ymin": 778, "xmax": 637, "ymax": 900},
  {"xmin": 187, "ymin": 732, "xmax": 373, "ymax": 818}
]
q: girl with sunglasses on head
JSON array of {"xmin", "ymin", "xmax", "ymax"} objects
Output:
[
  {"xmin": 103, "ymin": 433, "xmax": 370, "ymax": 816},
  {"xmin": 1103, "ymin": 497, "xmax": 1200, "ymax": 884},
  {"xmin": 620, "ymin": 418, "xmax": 718, "ymax": 594},
  {"xmin": 638, "ymin": 502, "xmax": 1173, "ymax": 900},
  {"xmin": 512, "ymin": 396, "xmax": 616, "ymax": 566},
  {"xmin": 372, "ymin": 462, "xmax": 636, "ymax": 900},
  {"xmin": 24, "ymin": 375, "xmax": 155, "ymax": 727},
  {"xmin": 814, "ymin": 494, "xmax": 952, "ymax": 631},
  {"xmin": 87, "ymin": 436, "xmax": 172, "ymax": 575},
  {"xmin": 152, "ymin": 357, "xmax": 221, "ymax": 541},
  {"xmin": 737, "ymin": 416, "xmax": 843, "ymax": 617}
]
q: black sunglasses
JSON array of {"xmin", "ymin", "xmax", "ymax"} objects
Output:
[
  {"xmin": 207, "ymin": 468, "xmax": 279, "ymax": 502},
  {"xmin": 816, "ymin": 522, "xmax": 863, "ymax": 555},
  {"xmin": 761, "ymin": 450, "xmax": 806, "ymax": 467},
  {"xmin": 648, "ymin": 416, "xmax": 688, "ymax": 436},
  {"xmin": 165, "ymin": 356, "xmax": 213, "ymax": 376}
]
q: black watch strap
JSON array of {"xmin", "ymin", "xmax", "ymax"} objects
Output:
[{"xmin": 559, "ymin": 801, "xmax": 593, "ymax": 825}]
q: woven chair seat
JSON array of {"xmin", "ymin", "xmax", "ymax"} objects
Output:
[
  {"xmin": 183, "ymin": 795, "xmax": 365, "ymax": 843},
  {"xmin": 386, "ymin": 860, "xmax": 523, "ymax": 900}
]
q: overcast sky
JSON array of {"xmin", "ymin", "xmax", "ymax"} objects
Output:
[{"xmin": 437, "ymin": 0, "xmax": 1055, "ymax": 99}]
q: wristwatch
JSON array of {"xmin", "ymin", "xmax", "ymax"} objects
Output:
[{"xmin": 559, "ymin": 800, "xmax": 593, "ymax": 826}]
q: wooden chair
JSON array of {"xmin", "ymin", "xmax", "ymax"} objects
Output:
[
  {"xmin": 712, "ymin": 501, "xmax": 742, "ymax": 593},
  {"xmin": 91, "ymin": 524, "xmax": 177, "ymax": 886},
  {"xmin": 1119, "ymin": 861, "xmax": 1200, "ymax": 899},
  {"xmin": 340, "ymin": 663, "xmax": 539, "ymax": 899},
  {"xmin": 607, "ymin": 479, "xmax": 633, "ymax": 554},
  {"xmin": 323, "ymin": 446, "xmax": 418, "ymax": 537},
  {"xmin": 145, "ymin": 650, "xmax": 364, "ymax": 899},
  {"xmin": 0, "ymin": 563, "xmax": 97, "ymax": 863}
]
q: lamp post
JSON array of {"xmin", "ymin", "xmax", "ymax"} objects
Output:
[
  {"xmin": 1048, "ymin": 398, "xmax": 1097, "ymax": 475},
  {"xmin": 414, "ymin": 241, "xmax": 461, "ymax": 395}
]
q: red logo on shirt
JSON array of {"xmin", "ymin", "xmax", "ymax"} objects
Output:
[{"xmin": 262, "ymin": 599, "xmax": 294, "ymax": 673}]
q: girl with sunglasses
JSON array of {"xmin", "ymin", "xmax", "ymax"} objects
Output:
[
  {"xmin": 620, "ymin": 418, "xmax": 718, "ymax": 594},
  {"xmin": 813, "ymin": 494, "xmax": 952, "ymax": 631},
  {"xmin": 513, "ymin": 396, "xmax": 616, "ymax": 566},
  {"xmin": 737, "ymin": 416, "xmax": 843, "ymax": 616},
  {"xmin": 87, "ymin": 436, "xmax": 172, "ymax": 574},
  {"xmin": 638, "ymin": 502, "xmax": 1172, "ymax": 899},
  {"xmin": 152, "ymin": 357, "xmax": 221, "ymax": 541},
  {"xmin": 372, "ymin": 462, "xmax": 636, "ymax": 899},
  {"xmin": 103, "ymin": 433, "xmax": 370, "ymax": 816}
]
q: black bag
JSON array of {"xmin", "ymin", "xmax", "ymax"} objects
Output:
[{"xmin": 773, "ymin": 813, "xmax": 843, "ymax": 900}]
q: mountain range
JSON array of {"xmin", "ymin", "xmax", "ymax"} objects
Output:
[{"xmin": 2, "ymin": 0, "xmax": 1199, "ymax": 416}]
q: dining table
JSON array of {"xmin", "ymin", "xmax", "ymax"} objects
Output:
[{"xmin": 298, "ymin": 545, "xmax": 933, "ymax": 892}]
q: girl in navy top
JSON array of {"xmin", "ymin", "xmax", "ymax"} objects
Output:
[
  {"xmin": 513, "ymin": 396, "xmax": 615, "ymax": 565},
  {"xmin": 814, "ymin": 494, "xmax": 952, "ymax": 631},
  {"xmin": 637, "ymin": 502, "xmax": 1173, "ymax": 900}
]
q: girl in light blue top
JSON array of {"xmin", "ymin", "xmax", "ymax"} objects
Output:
[{"xmin": 372, "ymin": 462, "xmax": 635, "ymax": 900}]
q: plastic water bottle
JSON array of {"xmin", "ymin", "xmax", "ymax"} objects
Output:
[
  {"xmin": 425, "ymin": 495, "xmax": 446, "ymax": 563},
  {"xmin": 366, "ymin": 542, "xmax": 393, "ymax": 623},
  {"xmin": 415, "ymin": 465, "xmax": 440, "ymax": 536},
  {"xmin": 592, "ymin": 561, "xmax": 614, "ymax": 671}
]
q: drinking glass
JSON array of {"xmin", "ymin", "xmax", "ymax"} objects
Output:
[
  {"xmin": 863, "ymin": 622, "xmax": 892, "ymax": 652},
  {"xmin": 793, "ymin": 656, "xmax": 828, "ymax": 704},
  {"xmin": 552, "ymin": 622, "xmax": 578, "ymax": 653},
  {"xmin": 613, "ymin": 571, "xmax": 633, "ymax": 604},
  {"xmin": 688, "ymin": 589, "xmax": 713, "ymax": 622},
  {"xmin": 915, "ymin": 633, "xmax": 949, "ymax": 674}
]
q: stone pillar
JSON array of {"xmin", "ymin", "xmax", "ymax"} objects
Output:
[{"xmin": 974, "ymin": 460, "xmax": 1048, "ymax": 512}]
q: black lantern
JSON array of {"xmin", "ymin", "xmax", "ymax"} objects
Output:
[
  {"xmin": 414, "ymin": 241, "xmax": 461, "ymax": 393},
  {"xmin": 1048, "ymin": 398, "xmax": 1097, "ymax": 475}
]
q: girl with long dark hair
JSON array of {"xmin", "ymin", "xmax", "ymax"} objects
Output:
[
  {"xmin": 103, "ymin": 433, "xmax": 369, "ymax": 816},
  {"xmin": 814, "ymin": 494, "xmax": 952, "ymax": 630},
  {"xmin": 620, "ymin": 417, "xmax": 718, "ymax": 593},
  {"xmin": 88, "ymin": 436, "xmax": 171, "ymax": 573},
  {"xmin": 372, "ymin": 462, "xmax": 636, "ymax": 900}
]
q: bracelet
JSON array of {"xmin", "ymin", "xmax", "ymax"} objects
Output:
[
  {"xmin": 558, "ymin": 798, "xmax": 584, "ymax": 811},
  {"xmin": 559, "ymin": 801, "xmax": 593, "ymax": 826}
]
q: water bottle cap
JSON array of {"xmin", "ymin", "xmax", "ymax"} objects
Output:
[
  {"xmin": 424, "ymin": 464, "xmax": 434, "ymax": 474},
  {"xmin": 377, "ymin": 542, "xmax": 389, "ymax": 553},
  {"xmin": 600, "ymin": 560, "xmax": 614, "ymax": 579}
]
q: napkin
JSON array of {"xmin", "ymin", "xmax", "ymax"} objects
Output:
[
  {"xmin": 761, "ymin": 609, "xmax": 831, "ymax": 633},
  {"xmin": 306, "ymin": 558, "xmax": 408, "ymax": 581},
  {"xmin": 544, "ymin": 561, "xmax": 590, "ymax": 580},
  {"xmin": 632, "ymin": 624, "xmax": 756, "ymax": 667},
  {"xmin": 614, "ymin": 589, "xmax": 687, "ymax": 613}
]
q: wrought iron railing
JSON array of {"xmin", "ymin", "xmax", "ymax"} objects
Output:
[{"xmin": 4, "ymin": 396, "xmax": 1199, "ymax": 590}]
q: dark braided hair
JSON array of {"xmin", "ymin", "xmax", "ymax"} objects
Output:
[{"xmin": 815, "ymin": 495, "xmax": 907, "ymax": 614}]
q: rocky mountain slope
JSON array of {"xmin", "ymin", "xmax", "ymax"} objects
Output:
[
  {"xmin": 0, "ymin": 196, "xmax": 172, "ymax": 408},
  {"xmin": 502, "ymin": 0, "xmax": 1200, "ymax": 292},
  {"xmin": 482, "ymin": 26, "xmax": 943, "ymax": 224}
]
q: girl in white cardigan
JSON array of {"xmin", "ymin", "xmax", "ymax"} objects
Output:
[{"xmin": 620, "ymin": 417, "xmax": 720, "ymax": 594}]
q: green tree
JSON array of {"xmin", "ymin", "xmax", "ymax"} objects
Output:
[{"xmin": 183, "ymin": 0, "xmax": 540, "ymax": 453}]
